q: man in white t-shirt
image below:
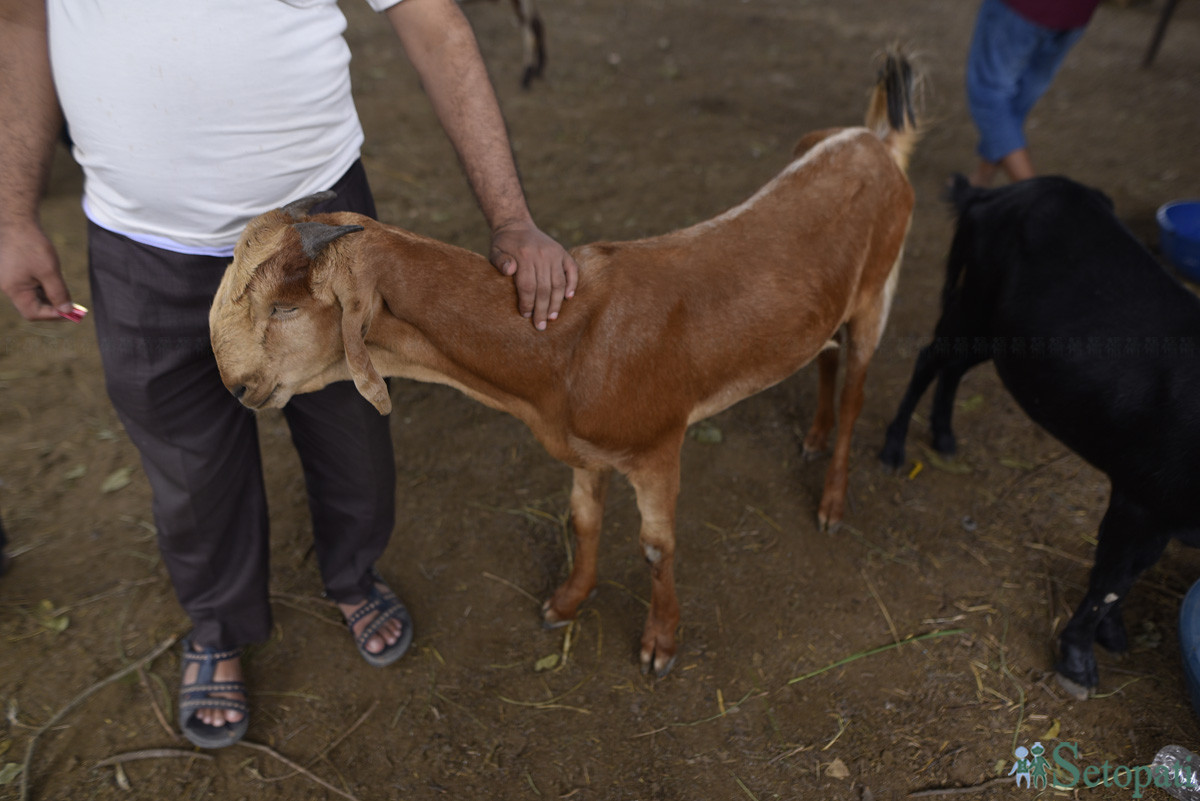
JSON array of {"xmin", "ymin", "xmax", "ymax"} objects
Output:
[{"xmin": 0, "ymin": 0, "xmax": 578, "ymax": 748}]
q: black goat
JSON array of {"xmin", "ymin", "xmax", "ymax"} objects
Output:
[{"xmin": 880, "ymin": 175, "xmax": 1200, "ymax": 698}]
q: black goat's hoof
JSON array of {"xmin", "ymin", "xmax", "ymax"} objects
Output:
[
  {"xmin": 932, "ymin": 431, "xmax": 957, "ymax": 456},
  {"xmin": 1055, "ymin": 671, "xmax": 1093, "ymax": 701},
  {"xmin": 1055, "ymin": 647, "xmax": 1099, "ymax": 698},
  {"xmin": 878, "ymin": 440, "xmax": 906, "ymax": 470}
]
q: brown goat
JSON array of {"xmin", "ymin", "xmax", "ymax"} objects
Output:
[{"xmin": 210, "ymin": 52, "xmax": 920, "ymax": 675}]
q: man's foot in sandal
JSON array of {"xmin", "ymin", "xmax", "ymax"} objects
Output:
[
  {"xmin": 337, "ymin": 570, "xmax": 413, "ymax": 667},
  {"xmin": 178, "ymin": 636, "xmax": 249, "ymax": 748}
]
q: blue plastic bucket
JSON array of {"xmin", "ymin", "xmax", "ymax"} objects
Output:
[
  {"xmin": 1179, "ymin": 577, "xmax": 1200, "ymax": 718},
  {"xmin": 1158, "ymin": 200, "xmax": 1200, "ymax": 283}
]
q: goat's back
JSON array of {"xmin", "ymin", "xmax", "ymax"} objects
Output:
[
  {"xmin": 946, "ymin": 176, "xmax": 1200, "ymax": 514},
  {"xmin": 562, "ymin": 127, "xmax": 913, "ymax": 442}
]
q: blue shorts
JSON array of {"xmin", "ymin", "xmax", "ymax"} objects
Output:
[{"xmin": 966, "ymin": 0, "xmax": 1085, "ymax": 163}]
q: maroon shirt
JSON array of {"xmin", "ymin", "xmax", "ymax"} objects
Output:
[{"xmin": 1004, "ymin": 0, "xmax": 1101, "ymax": 30}]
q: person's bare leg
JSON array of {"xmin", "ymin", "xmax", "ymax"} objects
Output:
[
  {"xmin": 969, "ymin": 159, "xmax": 1000, "ymax": 187},
  {"xmin": 1000, "ymin": 147, "xmax": 1035, "ymax": 182},
  {"xmin": 970, "ymin": 148, "xmax": 1035, "ymax": 187}
]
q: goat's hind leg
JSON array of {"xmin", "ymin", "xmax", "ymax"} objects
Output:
[
  {"xmin": 543, "ymin": 467, "xmax": 612, "ymax": 627},
  {"xmin": 880, "ymin": 333, "xmax": 986, "ymax": 468},
  {"xmin": 627, "ymin": 446, "xmax": 684, "ymax": 677},
  {"xmin": 802, "ymin": 343, "xmax": 841, "ymax": 460},
  {"xmin": 927, "ymin": 357, "xmax": 977, "ymax": 457},
  {"xmin": 880, "ymin": 342, "xmax": 943, "ymax": 469},
  {"xmin": 816, "ymin": 317, "xmax": 885, "ymax": 532}
]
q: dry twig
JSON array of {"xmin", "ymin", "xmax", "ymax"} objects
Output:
[
  {"xmin": 94, "ymin": 749, "xmax": 212, "ymax": 767},
  {"xmin": 138, "ymin": 667, "xmax": 181, "ymax": 742},
  {"xmin": 240, "ymin": 740, "xmax": 362, "ymax": 801},
  {"xmin": 259, "ymin": 701, "xmax": 378, "ymax": 782},
  {"xmin": 19, "ymin": 635, "xmax": 179, "ymax": 801},
  {"xmin": 908, "ymin": 776, "xmax": 1016, "ymax": 797}
]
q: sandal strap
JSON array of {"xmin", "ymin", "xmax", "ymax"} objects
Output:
[
  {"xmin": 182, "ymin": 682, "xmax": 246, "ymax": 696},
  {"xmin": 180, "ymin": 635, "xmax": 244, "ymax": 687},
  {"xmin": 353, "ymin": 588, "xmax": 407, "ymax": 650},
  {"xmin": 345, "ymin": 596, "xmax": 384, "ymax": 628},
  {"xmin": 182, "ymin": 646, "xmax": 242, "ymax": 664},
  {"xmin": 179, "ymin": 695, "xmax": 249, "ymax": 714}
]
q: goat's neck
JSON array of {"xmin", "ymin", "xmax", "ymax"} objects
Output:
[{"xmin": 363, "ymin": 228, "xmax": 574, "ymax": 426}]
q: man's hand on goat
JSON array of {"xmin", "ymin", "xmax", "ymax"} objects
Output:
[
  {"xmin": 490, "ymin": 221, "xmax": 579, "ymax": 330},
  {"xmin": 0, "ymin": 222, "xmax": 75, "ymax": 322}
]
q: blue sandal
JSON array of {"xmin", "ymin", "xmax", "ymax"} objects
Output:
[
  {"xmin": 178, "ymin": 636, "xmax": 249, "ymax": 749},
  {"xmin": 344, "ymin": 571, "xmax": 413, "ymax": 668}
]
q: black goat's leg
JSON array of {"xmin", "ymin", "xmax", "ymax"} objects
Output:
[
  {"xmin": 1056, "ymin": 491, "xmax": 1167, "ymax": 697},
  {"xmin": 880, "ymin": 343, "xmax": 943, "ymax": 468},
  {"xmin": 928, "ymin": 356, "xmax": 983, "ymax": 457},
  {"xmin": 881, "ymin": 341, "xmax": 984, "ymax": 468},
  {"xmin": 1093, "ymin": 600, "xmax": 1128, "ymax": 653}
]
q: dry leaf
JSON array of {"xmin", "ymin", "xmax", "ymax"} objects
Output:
[
  {"xmin": 920, "ymin": 446, "xmax": 973, "ymax": 475},
  {"xmin": 689, "ymin": 422, "xmax": 723, "ymax": 444},
  {"xmin": 1000, "ymin": 457, "xmax": 1036, "ymax": 471},
  {"xmin": 0, "ymin": 763, "xmax": 21, "ymax": 786},
  {"xmin": 957, "ymin": 394, "xmax": 985, "ymax": 412},
  {"xmin": 35, "ymin": 599, "xmax": 70, "ymax": 634},
  {"xmin": 826, "ymin": 757, "xmax": 850, "ymax": 779},
  {"xmin": 101, "ymin": 466, "xmax": 134, "ymax": 493}
]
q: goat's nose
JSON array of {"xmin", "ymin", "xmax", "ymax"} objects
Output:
[{"xmin": 231, "ymin": 385, "xmax": 247, "ymax": 401}]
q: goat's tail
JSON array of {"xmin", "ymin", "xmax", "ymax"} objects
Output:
[
  {"xmin": 865, "ymin": 46, "xmax": 922, "ymax": 173},
  {"xmin": 939, "ymin": 173, "xmax": 984, "ymax": 311}
]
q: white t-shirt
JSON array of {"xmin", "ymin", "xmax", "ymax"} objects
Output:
[{"xmin": 47, "ymin": 0, "xmax": 400, "ymax": 256}]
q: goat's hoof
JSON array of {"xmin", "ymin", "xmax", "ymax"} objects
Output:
[
  {"xmin": 640, "ymin": 650, "xmax": 677, "ymax": 678},
  {"xmin": 817, "ymin": 508, "xmax": 843, "ymax": 534},
  {"xmin": 801, "ymin": 444, "xmax": 827, "ymax": 463},
  {"xmin": 1055, "ymin": 647, "xmax": 1099, "ymax": 698},
  {"xmin": 540, "ymin": 599, "xmax": 574, "ymax": 630},
  {"xmin": 1054, "ymin": 672, "xmax": 1093, "ymax": 701},
  {"xmin": 878, "ymin": 441, "xmax": 906, "ymax": 471},
  {"xmin": 932, "ymin": 432, "xmax": 957, "ymax": 456}
]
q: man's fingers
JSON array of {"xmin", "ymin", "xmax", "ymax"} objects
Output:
[
  {"xmin": 514, "ymin": 265, "xmax": 537, "ymax": 318},
  {"xmin": 490, "ymin": 249, "xmax": 518, "ymax": 277},
  {"xmin": 10, "ymin": 286, "xmax": 64, "ymax": 321},
  {"xmin": 545, "ymin": 258, "xmax": 568, "ymax": 322},
  {"xmin": 38, "ymin": 270, "xmax": 73, "ymax": 313},
  {"xmin": 532, "ymin": 262, "xmax": 553, "ymax": 331},
  {"xmin": 563, "ymin": 254, "xmax": 579, "ymax": 300}
]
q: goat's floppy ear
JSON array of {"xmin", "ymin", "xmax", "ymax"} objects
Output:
[{"xmin": 340, "ymin": 301, "xmax": 392, "ymax": 415}]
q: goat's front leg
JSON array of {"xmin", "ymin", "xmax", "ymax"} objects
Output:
[
  {"xmin": 1056, "ymin": 491, "xmax": 1166, "ymax": 698},
  {"xmin": 543, "ymin": 467, "xmax": 611, "ymax": 627},
  {"xmin": 627, "ymin": 447, "xmax": 683, "ymax": 677}
]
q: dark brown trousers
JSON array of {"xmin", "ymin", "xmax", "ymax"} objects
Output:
[{"xmin": 87, "ymin": 162, "xmax": 395, "ymax": 650}]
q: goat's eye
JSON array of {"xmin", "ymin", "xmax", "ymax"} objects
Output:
[{"xmin": 271, "ymin": 305, "xmax": 299, "ymax": 318}]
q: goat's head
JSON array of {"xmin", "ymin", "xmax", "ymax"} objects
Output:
[{"xmin": 209, "ymin": 192, "xmax": 394, "ymax": 415}]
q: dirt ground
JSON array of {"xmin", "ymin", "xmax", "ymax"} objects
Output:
[{"xmin": 3, "ymin": 1, "xmax": 1200, "ymax": 799}]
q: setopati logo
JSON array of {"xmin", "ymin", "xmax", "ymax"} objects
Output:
[{"xmin": 1010, "ymin": 741, "xmax": 1197, "ymax": 798}]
